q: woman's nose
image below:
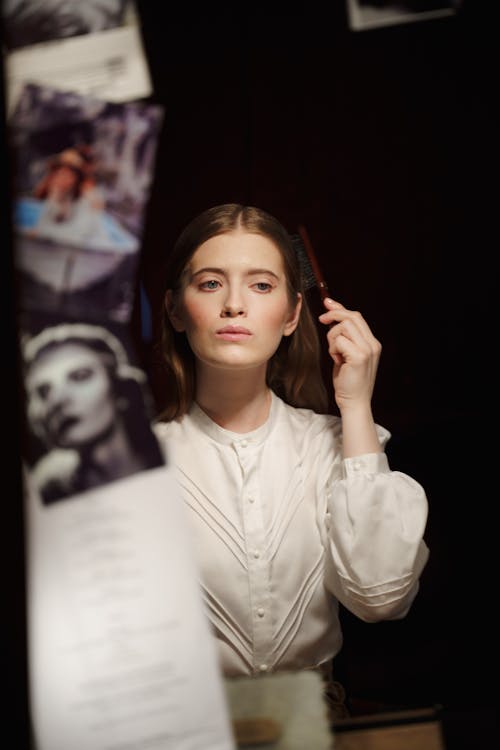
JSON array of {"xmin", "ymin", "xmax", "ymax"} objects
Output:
[
  {"xmin": 221, "ymin": 288, "xmax": 246, "ymax": 317},
  {"xmin": 221, "ymin": 305, "xmax": 245, "ymax": 317},
  {"xmin": 44, "ymin": 382, "xmax": 70, "ymax": 408}
]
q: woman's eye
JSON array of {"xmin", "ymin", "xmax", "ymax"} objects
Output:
[
  {"xmin": 36, "ymin": 383, "xmax": 51, "ymax": 400},
  {"xmin": 253, "ymin": 282, "xmax": 272, "ymax": 292},
  {"xmin": 69, "ymin": 367, "xmax": 94, "ymax": 383},
  {"xmin": 200, "ymin": 280, "xmax": 221, "ymax": 290}
]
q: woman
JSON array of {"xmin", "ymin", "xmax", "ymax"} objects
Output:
[
  {"xmin": 153, "ymin": 203, "xmax": 429, "ymax": 683},
  {"xmin": 25, "ymin": 145, "xmax": 108, "ymax": 248},
  {"xmin": 23, "ymin": 322, "xmax": 163, "ymax": 505}
]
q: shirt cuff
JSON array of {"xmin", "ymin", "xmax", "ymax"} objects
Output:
[{"xmin": 343, "ymin": 452, "xmax": 390, "ymax": 478}]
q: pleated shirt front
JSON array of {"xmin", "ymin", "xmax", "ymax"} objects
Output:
[{"xmin": 153, "ymin": 392, "xmax": 429, "ymax": 677}]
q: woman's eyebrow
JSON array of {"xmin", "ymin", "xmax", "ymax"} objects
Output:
[
  {"xmin": 190, "ymin": 267, "xmax": 280, "ymax": 280},
  {"xmin": 190, "ymin": 266, "xmax": 225, "ymax": 278},
  {"xmin": 246, "ymin": 268, "xmax": 280, "ymax": 280}
]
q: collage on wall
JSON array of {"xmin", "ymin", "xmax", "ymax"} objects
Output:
[{"xmin": 3, "ymin": 1, "xmax": 167, "ymax": 505}]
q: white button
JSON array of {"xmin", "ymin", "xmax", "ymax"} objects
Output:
[
  {"xmin": 253, "ymin": 550, "xmax": 260, "ymax": 559},
  {"xmin": 248, "ymin": 496, "xmax": 255, "ymax": 503},
  {"xmin": 257, "ymin": 608, "xmax": 265, "ymax": 618},
  {"xmin": 353, "ymin": 461, "xmax": 362, "ymax": 471},
  {"xmin": 240, "ymin": 440, "xmax": 248, "ymax": 448},
  {"xmin": 259, "ymin": 664, "xmax": 268, "ymax": 672}
]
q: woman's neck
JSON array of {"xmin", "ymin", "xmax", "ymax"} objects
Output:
[{"xmin": 195, "ymin": 367, "xmax": 272, "ymax": 433}]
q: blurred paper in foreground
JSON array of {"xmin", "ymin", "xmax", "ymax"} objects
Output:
[{"xmin": 25, "ymin": 465, "xmax": 235, "ymax": 750}]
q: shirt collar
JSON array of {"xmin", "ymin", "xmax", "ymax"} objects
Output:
[{"xmin": 189, "ymin": 391, "xmax": 278, "ymax": 446}]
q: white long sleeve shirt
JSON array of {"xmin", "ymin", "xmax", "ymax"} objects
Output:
[{"xmin": 153, "ymin": 391, "xmax": 429, "ymax": 678}]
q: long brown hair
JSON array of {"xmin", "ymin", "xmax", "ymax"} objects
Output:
[{"xmin": 155, "ymin": 204, "xmax": 328, "ymax": 421}]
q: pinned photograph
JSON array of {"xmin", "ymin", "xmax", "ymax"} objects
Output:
[
  {"xmin": 3, "ymin": 1, "xmax": 153, "ymax": 111},
  {"xmin": 20, "ymin": 313, "xmax": 164, "ymax": 506},
  {"xmin": 1, "ymin": 0, "xmax": 130, "ymax": 51},
  {"xmin": 9, "ymin": 83, "xmax": 163, "ymax": 323},
  {"xmin": 346, "ymin": 0, "xmax": 462, "ymax": 31}
]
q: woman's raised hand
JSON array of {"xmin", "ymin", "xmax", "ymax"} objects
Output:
[{"xmin": 318, "ymin": 298, "xmax": 381, "ymax": 412}]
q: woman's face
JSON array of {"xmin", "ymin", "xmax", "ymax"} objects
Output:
[
  {"xmin": 49, "ymin": 165, "xmax": 79, "ymax": 193},
  {"xmin": 166, "ymin": 230, "xmax": 302, "ymax": 376},
  {"xmin": 26, "ymin": 342, "xmax": 117, "ymax": 448}
]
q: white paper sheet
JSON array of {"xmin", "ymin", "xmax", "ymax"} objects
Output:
[
  {"xmin": 25, "ymin": 465, "xmax": 236, "ymax": 750},
  {"xmin": 5, "ymin": 23, "xmax": 152, "ymax": 115}
]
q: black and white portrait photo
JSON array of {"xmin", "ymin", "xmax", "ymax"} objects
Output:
[{"xmin": 20, "ymin": 314, "xmax": 164, "ymax": 505}]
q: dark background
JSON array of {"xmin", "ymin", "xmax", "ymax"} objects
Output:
[
  {"xmin": 134, "ymin": 2, "xmax": 496, "ymax": 747},
  {"xmin": 3, "ymin": 2, "xmax": 496, "ymax": 748}
]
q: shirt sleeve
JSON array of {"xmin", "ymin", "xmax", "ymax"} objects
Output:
[{"xmin": 322, "ymin": 424, "xmax": 430, "ymax": 623}]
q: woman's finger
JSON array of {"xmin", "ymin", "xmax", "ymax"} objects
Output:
[{"xmin": 319, "ymin": 298, "xmax": 379, "ymax": 349}]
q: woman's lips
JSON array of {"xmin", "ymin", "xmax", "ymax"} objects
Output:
[
  {"xmin": 216, "ymin": 326, "xmax": 252, "ymax": 341},
  {"xmin": 48, "ymin": 413, "xmax": 80, "ymax": 439}
]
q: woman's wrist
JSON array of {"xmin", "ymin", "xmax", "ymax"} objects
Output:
[{"xmin": 339, "ymin": 402, "xmax": 382, "ymax": 458}]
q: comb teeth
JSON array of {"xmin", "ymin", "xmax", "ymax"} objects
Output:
[
  {"xmin": 290, "ymin": 233, "xmax": 317, "ymax": 291},
  {"xmin": 297, "ymin": 224, "xmax": 330, "ymax": 301}
]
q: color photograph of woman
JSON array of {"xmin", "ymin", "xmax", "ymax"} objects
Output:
[{"xmin": 9, "ymin": 82, "xmax": 163, "ymax": 323}]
